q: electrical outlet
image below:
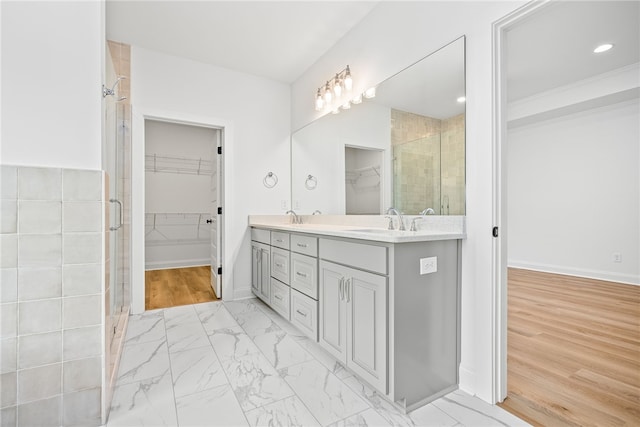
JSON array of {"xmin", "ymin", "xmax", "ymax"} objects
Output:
[
  {"xmin": 294, "ymin": 200, "xmax": 301, "ymax": 209},
  {"xmin": 420, "ymin": 256, "xmax": 437, "ymax": 275},
  {"xmin": 613, "ymin": 252, "xmax": 622, "ymax": 263},
  {"xmin": 281, "ymin": 200, "xmax": 288, "ymax": 210}
]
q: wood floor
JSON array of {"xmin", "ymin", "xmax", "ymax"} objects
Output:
[
  {"xmin": 498, "ymin": 268, "xmax": 640, "ymax": 426},
  {"xmin": 145, "ymin": 266, "xmax": 219, "ymax": 310}
]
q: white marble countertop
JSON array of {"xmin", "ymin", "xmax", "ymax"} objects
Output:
[{"xmin": 248, "ymin": 215, "xmax": 466, "ymax": 243}]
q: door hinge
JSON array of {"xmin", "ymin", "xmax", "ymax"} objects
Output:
[
  {"xmin": 217, "ymin": 267, "xmax": 222, "ymax": 275},
  {"xmin": 217, "ymin": 207, "xmax": 222, "ymax": 215},
  {"xmin": 492, "ymin": 226, "xmax": 499, "ymax": 237},
  {"xmin": 217, "ymin": 146, "xmax": 222, "ymax": 155}
]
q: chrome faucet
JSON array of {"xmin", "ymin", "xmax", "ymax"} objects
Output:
[
  {"xmin": 385, "ymin": 207, "xmax": 405, "ymax": 231},
  {"xmin": 285, "ymin": 210, "xmax": 302, "ymax": 224},
  {"xmin": 420, "ymin": 208, "xmax": 435, "ymax": 215}
]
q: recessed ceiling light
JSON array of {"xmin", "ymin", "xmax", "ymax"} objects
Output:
[
  {"xmin": 593, "ymin": 43, "xmax": 613, "ymax": 53},
  {"xmin": 457, "ymin": 96, "xmax": 466, "ymax": 103}
]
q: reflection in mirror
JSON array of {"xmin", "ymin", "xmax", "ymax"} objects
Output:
[{"xmin": 291, "ymin": 36, "xmax": 465, "ymax": 215}]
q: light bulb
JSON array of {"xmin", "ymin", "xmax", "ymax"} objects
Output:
[
  {"xmin": 324, "ymin": 82, "xmax": 332, "ymax": 103},
  {"xmin": 315, "ymin": 89, "xmax": 324, "ymax": 110},
  {"xmin": 593, "ymin": 43, "xmax": 613, "ymax": 53},
  {"xmin": 333, "ymin": 75, "xmax": 342, "ymax": 97},
  {"xmin": 344, "ymin": 66, "xmax": 353, "ymax": 91},
  {"xmin": 364, "ymin": 87, "xmax": 376, "ymax": 99}
]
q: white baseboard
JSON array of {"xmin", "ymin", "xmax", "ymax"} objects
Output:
[
  {"xmin": 232, "ymin": 287, "xmax": 254, "ymax": 301},
  {"xmin": 508, "ymin": 260, "xmax": 639, "ymax": 286},
  {"xmin": 145, "ymin": 259, "xmax": 210, "ymax": 270},
  {"xmin": 458, "ymin": 365, "xmax": 475, "ymax": 396}
]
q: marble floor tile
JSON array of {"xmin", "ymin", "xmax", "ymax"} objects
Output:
[
  {"xmin": 295, "ymin": 336, "xmax": 353, "ymax": 380},
  {"xmin": 224, "ymin": 298, "xmax": 264, "ymax": 317},
  {"xmin": 433, "ymin": 390, "xmax": 530, "ymax": 427},
  {"xmin": 280, "ymin": 359, "xmax": 369, "ymax": 426},
  {"xmin": 195, "ymin": 301, "xmax": 240, "ymax": 332},
  {"xmin": 234, "ymin": 310, "xmax": 283, "ymax": 339},
  {"xmin": 327, "ymin": 408, "xmax": 391, "ymax": 427},
  {"xmin": 125, "ymin": 310, "xmax": 166, "ymax": 345},
  {"xmin": 175, "ymin": 384, "xmax": 248, "ymax": 427},
  {"xmin": 244, "ymin": 395, "xmax": 320, "ymax": 427},
  {"xmin": 169, "ymin": 346, "xmax": 228, "ymax": 399},
  {"xmin": 221, "ymin": 351, "xmax": 294, "ymax": 411},
  {"xmin": 209, "ymin": 326, "xmax": 261, "ymax": 363},
  {"xmin": 117, "ymin": 340, "xmax": 170, "ymax": 385},
  {"xmin": 253, "ymin": 330, "xmax": 314, "ymax": 370},
  {"xmin": 163, "ymin": 304, "xmax": 200, "ymax": 327},
  {"xmin": 165, "ymin": 321, "xmax": 210, "ymax": 353},
  {"xmin": 107, "ymin": 373, "xmax": 177, "ymax": 427}
]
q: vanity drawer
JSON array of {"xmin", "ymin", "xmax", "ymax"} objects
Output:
[
  {"xmin": 271, "ymin": 231, "xmax": 290, "ymax": 250},
  {"xmin": 291, "ymin": 234, "xmax": 318, "ymax": 257},
  {"xmin": 270, "ymin": 278, "xmax": 290, "ymax": 320},
  {"xmin": 291, "ymin": 289, "xmax": 318, "ymax": 341},
  {"xmin": 291, "ymin": 252, "xmax": 318, "ymax": 300},
  {"xmin": 251, "ymin": 228, "xmax": 270, "ymax": 245},
  {"xmin": 271, "ymin": 247, "xmax": 290, "ymax": 285},
  {"xmin": 319, "ymin": 238, "xmax": 388, "ymax": 275}
]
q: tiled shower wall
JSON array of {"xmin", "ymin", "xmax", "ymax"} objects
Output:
[
  {"xmin": 441, "ymin": 113, "xmax": 465, "ymax": 215},
  {"xmin": 1, "ymin": 165, "xmax": 105, "ymax": 426}
]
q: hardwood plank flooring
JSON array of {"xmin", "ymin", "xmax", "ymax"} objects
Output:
[
  {"xmin": 498, "ymin": 268, "xmax": 640, "ymax": 426},
  {"xmin": 145, "ymin": 266, "xmax": 219, "ymax": 310}
]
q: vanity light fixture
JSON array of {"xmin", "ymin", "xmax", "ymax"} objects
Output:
[
  {"xmin": 363, "ymin": 86, "xmax": 376, "ymax": 99},
  {"xmin": 593, "ymin": 43, "xmax": 613, "ymax": 53},
  {"xmin": 315, "ymin": 65, "xmax": 353, "ymax": 111}
]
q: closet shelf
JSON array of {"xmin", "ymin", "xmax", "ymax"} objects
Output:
[
  {"xmin": 346, "ymin": 164, "xmax": 381, "ymax": 186},
  {"xmin": 145, "ymin": 154, "xmax": 213, "ymax": 175},
  {"xmin": 145, "ymin": 213, "xmax": 211, "ymax": 244}
]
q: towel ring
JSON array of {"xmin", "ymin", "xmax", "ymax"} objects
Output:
[
  {"xmin": 305, "ymin": 174, "xmax": 317, "ymax": 190},
  {"xmin": 263, "ymin": 172, "xmax": 278, "ymax": 188}
]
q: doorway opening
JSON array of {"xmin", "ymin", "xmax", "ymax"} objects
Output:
[
  {"xmin": 345, "ymin": 146, "xmax": 383, "ymax": 214},
  {"xmin": 144, "ymin": 119, "xmax": 223, "ymax": 310}
]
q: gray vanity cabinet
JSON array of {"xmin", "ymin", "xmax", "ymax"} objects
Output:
[
  {"xmin": 251, "ymin": 241, "xmax": 270, "ymax": 304},
  {"xmin": 319, "ymin": 260, "xmax": 388, "ymax": 393}
]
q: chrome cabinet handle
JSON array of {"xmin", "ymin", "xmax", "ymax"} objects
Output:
[
  {"xmin": 339, "ymin": 277, "xmax": 344, "ymax": 301},
  {"xmin": 275, "ymin": 263, "xmax": 283, "ymax": 268},
  {"xmin": 274, "ymin": 294, "xmax": 283, "ymax": 301},
  {"xmin": 109, "ymin": 199, "xmax": 123, "ymax": 231},
  {"xmin": 276, "ymin": 239, "xmax": 284, "ymax": 242},
  {"xmin": 296, "ymin": 271, "xmax": 307, "ymax": 278},
  {"xmin": 296, "ymin": 309, "xmax": 307, "ymax": 317},
  {"xmin": 297, "ymin": 243, "xmax": 307, "ymax": 248},
  {"xmin": 346, "ymin": 278, "xmax": 351, "ymax": 303}
]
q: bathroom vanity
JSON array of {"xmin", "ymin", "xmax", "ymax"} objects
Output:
[{"xmin": 249, "ymin": 217, "xmax": 464, "ymax": 412}]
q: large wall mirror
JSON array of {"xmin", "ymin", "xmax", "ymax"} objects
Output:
[{"xmin": 291, "ymin": 36, "xmax": 466, "ymax": 215}]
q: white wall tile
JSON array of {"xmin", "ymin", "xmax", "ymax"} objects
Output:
[
  {"xmin": 63, "ymin": 357, "xmax": 101, "ymax": 393},
  {"xmin": 16, "ymin": 395, "xmax": 61, "ymax": 426},
  {"xmin": 0, "ymin": 235, "xmax": 18, "ymax": 268},
  {"xmin": 17, "ymin": 363, "xmax": 61, "ymax": 403},
  {"xmin": 0, "ymin": 303, "xmax": 16, "ymax": 339},
  {"xmin": 0, "ymin": 372, "xmax": 16, "ymax": 409},
  {"xmin": 18, "ymin": 167, "xmax": 62, "ymax": 201},
  {"xmin": 62, "ymin": 264, "xmax": 101, "ymax": 296},
  {"xmin": 17, "ymin": 267, "xmax": 61, "ymax": 301},
  {"xmin": 18, "ymin": 234, "xmax": 62, "ymax": 267},
  {"xmin": 63, "ymin": 201, "xmax": 102, "ymax": 232},
  {"xmin": 63, "ymin": 233, "xmax": 101, "ymax": 264},
  {"xmin": 63, "ymin": 387, "xmax": 101, "ymax": 426},
  {"xmin": 0, "ymin": 201, "xmax": 17, "ymax": 234},
  {"xmin": 18, "ymin": 201, "xmax": 62, "ymax": 234},
  {"xmin": 63, "ymin": 325, "xmax": 101, "ymax": 360},
  {"xmin": 63, "ymin": 170, "xmax": 102, "ymax": 201},
  {"xmin": 0, "ymin": 166, "xmax": 17, "ymax": 200},
  {"xmin": 1, "ymin": 406, "xmax": 17, "ymax": 426},
  {"xmin": 63, "ymin": 295, "xmax": 101, "ymax": 328},
  {"xmin": 0, "ymin": 338, "xmax": 16, "ymax": 374},
  {"xmin": 18, "ymin": 331, "xmax": 62, "ymax": 369},
  {"xmin": 18, "ymin": 299, "xmax": 61, "ymax": 335},
  {"xmin": 0, "ymin": 269, "xmax": 18, "ymax": 303}
]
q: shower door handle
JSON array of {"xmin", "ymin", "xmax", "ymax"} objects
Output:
[{"xmin": 109, "ymin": 199, "xmax": 123, "ymax": 231}]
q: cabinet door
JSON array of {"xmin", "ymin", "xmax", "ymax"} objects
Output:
[
  {"xmin": 251, "ymin": 244, "xmax": 260, "ymax": 294},
  {"xmin": 259, "ymin": 248, "xmax": 271, "ymax": 303},
  {"xmin": 318, "ymin": 261, "xmax": 347, "ymax": 362},
  {"xmin": 346, "ymin": 268, "xmax": 388, "ymax": 394}
]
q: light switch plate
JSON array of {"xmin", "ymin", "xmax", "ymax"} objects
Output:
[{"xmin": 420, "ymin": 256, "xmax": 437, "ymax": 275}]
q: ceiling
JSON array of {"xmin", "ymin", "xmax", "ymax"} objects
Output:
[
  {"xmin": 106, "ymin": 1, "xmax": 379, "ymax": 84},
  {"xmin": 107, "ymin": 1, "xmax": 639, "ymax": 100},
  {"xmin": 507, "ymin": 1, "xmax": 639, "ymax": 102}
]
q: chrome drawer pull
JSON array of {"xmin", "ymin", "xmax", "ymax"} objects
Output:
[
  {"xmin": 275, "ymin": 263, "xmax": 284, "ymax": 268},
  {"xmin": 295, "ymin": 309, "xmax": 307, "ymax": 317},
  {"xmin": 297, "ymin": 243, "xmax": 307, "ymax": 248},
  {"xmin": 276, "ymin": 239, "xmax": 284, "ymax": 242},
  {"xmin": 296, "ymin": 272, "xmax": 307, "ymax": 278},
  {"xmin": 274, "ymin": 295, "xmax": 283, "ymax": 301}
]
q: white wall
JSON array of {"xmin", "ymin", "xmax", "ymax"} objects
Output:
[
  {"xmin": 132, "ymin": 47, "xmax": 291, "ymax": 307},
  {"xmin": 0, "ymin": 1, "xmax": 103, "ymax": 170},
  {"xmin": 508, "ymin": 99, "xmax": 639, "ymax": 285},
  {"xmin": 291, "ymin": 0, "xmax": 527, "ymax": 402}
]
